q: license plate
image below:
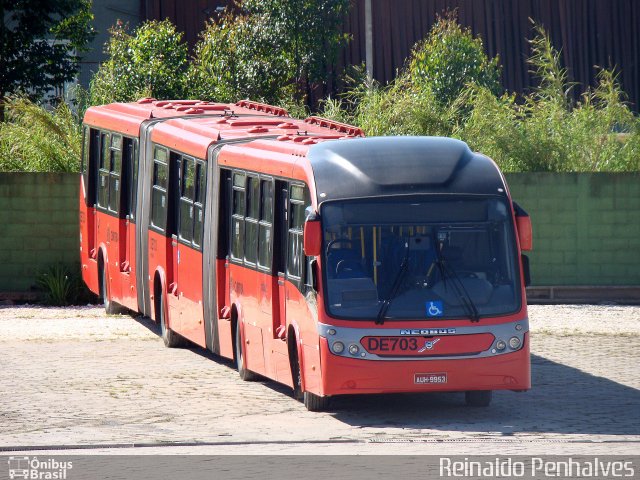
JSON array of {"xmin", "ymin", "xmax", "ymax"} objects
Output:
[{"xmin": 414, "ymin": 373, "xmax": 448, "ymax": 384}]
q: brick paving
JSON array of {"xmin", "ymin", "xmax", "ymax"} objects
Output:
[{"xmin": 0, "ymin": 305, "xmax": 638, "ymax": 455}]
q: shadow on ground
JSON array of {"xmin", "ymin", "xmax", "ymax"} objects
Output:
[{"xmin": 132, "ymin": 314, "xmax": 640, "ymax": 437}]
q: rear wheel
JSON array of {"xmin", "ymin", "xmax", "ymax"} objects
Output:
[
  {"xmin": 158, "ymin": 290, "xmax": 184, "ymax": 348},
  {"xmin": 235, "ymin": 324, "xmax": 259, "ymax": 381},
  {"xmin": 99, "ymin": 263, "xmax": 120, "ymax": 315},
  {"xmin": 465, "ymin": 390, "xmax": 492, "ymax": 407}
]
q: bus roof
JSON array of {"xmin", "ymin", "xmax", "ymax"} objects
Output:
[
  {"xmin": 84, "ymin": 98, "xmax": 364, "ymax": 157},
  {"xmin": 307, "ymin": 136, "xmax": 507, "ymax": 203}
]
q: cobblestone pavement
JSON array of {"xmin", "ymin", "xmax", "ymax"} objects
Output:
[{"xmin": 0, "ymin": 305, "xmax": 639, "ymax": 455}]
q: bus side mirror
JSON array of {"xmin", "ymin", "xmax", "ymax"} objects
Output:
[
  {"xmin": 516, "ymin": 216, "xmax": 532, "ymax": 251},
  {"xmin": 303, "ymin": 219, "xmax": 322, "ymax": 257}
]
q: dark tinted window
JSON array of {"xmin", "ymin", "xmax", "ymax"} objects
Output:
[
  {"xmin": 247, "ymin": 176, "xmax": 260, "ymax": 219},
  {"xmin": 150, "ymin": 146, "xmax": 169, "ymax": 231},
  {"xmin": 258, "ymin": 179, "xmax": 274, "ymax": 270},
  {"xmin": 97, "ymin": 132, "xmax": 110, "ymax": 209},
  {"xmin": 108, "ymin": 134, "xmax": 122, "ymax": 214},
  {"xmin": 286, "ymin": 184, "xmax": 309, "ymax": 279},
  {"xmin": 231, "ymin": 172, "xmax": 246, "ymax": 260}
]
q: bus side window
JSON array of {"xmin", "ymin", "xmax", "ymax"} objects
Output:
[
  {"xmin": 257, "ymin": 178, "xmax": 274, "ymax": 272},
  {"xmin": 230, "ymin": 171, "xmax": 246, "ymax": 262},
  {"xmin": 81, "ymin": 126, "xmax": 89, "ymax": 194},
  {"xmin": 193, "ymin": 162, "xmax": 205, "ymax": 248},
  {"xmin": 83, "ymin": 127, "xmax": 99, "ymax": 207},
  {"xmin": 108, "ymin": 134, "xmax": 122, "ymax": 215},
  {"xmin": 129, "ymin": 139, "xmax": 139, "ymax": 220},
  {"xmin": 178, "ymin": 156, "xmax": 195, "ymax": 244},
  {"xmin": 286, "ymin": 184, "xmax": 306, "ymax": 283},
  {"xmin": 244, "ymin": 175, "xmax": 260, "ymax": 265},
  {"xmin": 150, "ymin": 146, "xmax": 169, "ymax": 232},
  {"xmin": 97, "ymin": 132, "xmax": 110, "ymax": 210},
  {"xmin": 120, "ymin": 137, "xmax": 135, "ymax": 220}
]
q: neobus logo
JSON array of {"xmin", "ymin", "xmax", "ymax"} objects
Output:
[{"xmin": 400, "ymin": 328, "xmax": 456, "ymax": 335}]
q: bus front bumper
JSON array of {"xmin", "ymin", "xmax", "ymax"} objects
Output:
[{"xmin": 319, "ymin": 333, "xmax": 530, "ymax": 396}]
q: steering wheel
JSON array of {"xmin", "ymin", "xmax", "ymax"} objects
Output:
[{"xmin": 325, "ymin": 238, "xmax": 356, "ymax": 256}]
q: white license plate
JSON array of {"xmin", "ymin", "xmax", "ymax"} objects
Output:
[{"xmin": 414, "ymin": 373, "xmax": 447, "ymax": 384}]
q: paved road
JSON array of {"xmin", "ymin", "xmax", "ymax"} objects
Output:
[{"xmin": 0, "ymin": 305, "xmax": 638, "ymax": 455}]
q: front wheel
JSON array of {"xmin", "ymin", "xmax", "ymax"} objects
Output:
[
  {"xmin": 291, "ymin": 346, "xmax": 330, "ymax": 411},
  {"xmin": 465, "ymin": 390, "xmax": 492, "ymax": 407},
  {"xmin": 303, "ymin": 391, "xmax": 331, "ymax": 412}
]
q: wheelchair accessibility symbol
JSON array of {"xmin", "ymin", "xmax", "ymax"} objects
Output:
[{"xmin": 426, "ymin": 301, "xmax": 443, "ymax": 317}]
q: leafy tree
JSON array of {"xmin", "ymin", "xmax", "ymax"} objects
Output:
[
  {"xmin": 0, "ymin": 0, "xmax": 95, "ymax": 119},
  {"xmin": 409, "ymin": 12, "xmax": 501, "ymax": 106},
  {"xmin": 189, "ymin": 0, "xmax": 350, "ymax": 104},
  {"xmin": 89, "ymin": 20, "xmax": 188, "ymax": 105},
  {"xmin": 241, "ymin": 0, "xmax": 350, "ymax": 85}
]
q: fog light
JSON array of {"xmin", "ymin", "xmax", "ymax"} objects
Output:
[
  {"xmin": 332, "ymin": 341, "xmax": 345, "ymax": 354},
  {"xmin": 495, "ymin": 340, "xmax": 506, "ymax": 351},
  {"xmin": 509, "ymin": 336, "xmax": 521, "ymax": 349},
  {"xmin": 348, "ymin": 344, "xmax": 360, "ymax": 355},
  {"xmin": 327, "ymin": 328, "xmax": 336, "ymax": 336}
]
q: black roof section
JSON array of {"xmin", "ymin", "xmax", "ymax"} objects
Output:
[{"xmin": 308, "ymin": 136, "xmax": 507, "ymax": 204}]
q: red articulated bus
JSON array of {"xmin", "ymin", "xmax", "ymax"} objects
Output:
[{"xmin": 80, "ymin": 98, "xmax": 532, "ymax": 411}]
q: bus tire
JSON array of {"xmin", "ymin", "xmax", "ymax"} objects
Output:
[
  {"xmin": 465, "ymin": 390, "xmax": 492, "ymax": 407},
  {"xmin": 99, "ymin": 262, "xmax": 121, "ymax": 315},
  {"xmin": 291, "ymin": 346, "xmax": 330, "ymax": 411},
  {"xmin": 303, "ymin": 391, "xmax": 330, "ymax": 412},
  {"xmin": 289, "ymin": 341, "xmax": 303, "ymax": 401},
  {"xmin": 158, "ymin": 290, "xmax": 184, "ymax": 348},
  {"xmin": 235, "ymin": 324, "xmax": 259, "ymax": 381}
]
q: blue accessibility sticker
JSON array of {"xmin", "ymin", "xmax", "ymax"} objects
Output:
[{"xmin": 426, "ymin": 300, "xmax": 444, "ymax": 317}]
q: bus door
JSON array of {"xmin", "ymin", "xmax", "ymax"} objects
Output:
[
  {"xmin": 274, "ymin": 180, "xmax": 289, "ymax": 339},
  {"xmin": 85, "ymin": 128, "xmax": 100, "ymax": 260},
  {"xmin": 174, "ymin": 156, "xmax": 206, "ymax": 346},
  {"xmin": 96, "ymin": 131, "xmax": 124, "ymax": 300},
  {"xmin": 105, "ymin": 133, "xmax": 124, "ymax": 302},
  {"xmin": 167, "ymin": 153, "xmax": 181, "ymax": 325},
  {"xmin": 118, "ymin": 137, "xmax": 138, "ymax": 309}
]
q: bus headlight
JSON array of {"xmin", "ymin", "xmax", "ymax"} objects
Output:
[
  {"xmin": 509, "ymin": 336, "xmax": 521, "ymax": 350},
  {"xmin": 332, "ymin": 341, "xmax": 345, "ymax": 354},
  {"xmin": 348, "ymin": 344, "xmax": 360, "ymax": 355},
  {"xmin": 495, "ymin": 340, "xmax": 506, "ymax": 351}
]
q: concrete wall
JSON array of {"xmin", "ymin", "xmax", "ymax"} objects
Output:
[
  {"xmin": 0, "ymin": 174, "xmax": 79, "ymax": 293},
  {"xmin": 0, "ymin": 173, "xmax": 638, "ymax": 294},
  {"xmin": 506, "ymin": 173, "xmax": 640, "ymax": 286}
]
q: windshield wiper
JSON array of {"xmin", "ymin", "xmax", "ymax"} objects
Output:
[
  {"xmin": 436, "ymin": 243, "xmax": 480, "ymax": 323},
  {"xmin": 375, "ymin": 241, "xmax": 409, "ymax": 325}
]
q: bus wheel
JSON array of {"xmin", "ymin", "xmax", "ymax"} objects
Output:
[
  {"xmin": 465, "ymin": 390, "xmax": 492, "ymax": 407},
  {"xmin": 99, "ymin": 263, "xmax": 120, "ymax": 315},
  {"xmin": 303, "ymin": 391, "xmax": 331, "ymax": 412},
  {"xmin": 158, "ymin": 291, "xmax": 183, "ymax": 348},
  {"xmin": 235, "ymin": 324, "xmax": 258, "ymax": 381},
  {"xmin": 291, "ymin": 348, "xmax": 330, "ymax": 411}
]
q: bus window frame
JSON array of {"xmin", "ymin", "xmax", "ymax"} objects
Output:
[
  {"xmin": 150, "ymin": 145, "xmax": 170, "ymax": 233},
  {"xmin": 257, "ymin": 176, "xmax": 274, "ymax": 274},
  {"xmin": 175, "ymin": 153, "xmax": 206, "ymax": 251}
]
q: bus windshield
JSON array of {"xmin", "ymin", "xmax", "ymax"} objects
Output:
[{"xmin": 321, "ymin": 196, "xmax": 521, "ymax": 321}]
